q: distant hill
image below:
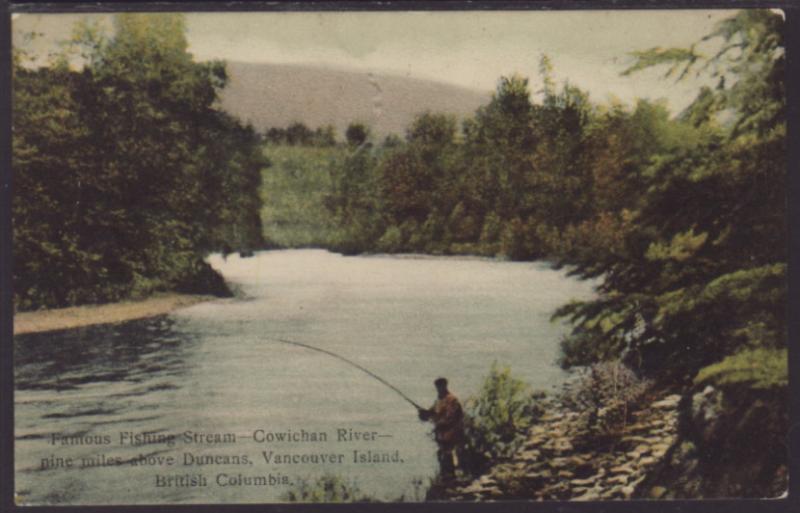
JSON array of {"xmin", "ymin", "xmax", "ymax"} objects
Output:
[{"xmin": 218, "ymin": 62, "xmax": 491, "ymax": 139}]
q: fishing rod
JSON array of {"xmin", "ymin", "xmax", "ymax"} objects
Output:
[{"xmin": 265, "ymin": 336, "xmax": 426, "ymax": 411}]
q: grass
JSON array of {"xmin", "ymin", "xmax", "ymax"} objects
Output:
[{"xmin": 260, "ymin": 145, "xmax": 346, "ymax": 248}]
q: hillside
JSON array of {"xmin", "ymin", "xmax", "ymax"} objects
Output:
[{"xmin": 218, "ymin": 62, "xmax": 491, "ymax": 138}]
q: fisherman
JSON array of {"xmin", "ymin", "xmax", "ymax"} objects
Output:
[{"xmin": 418, "ymin": 377, "xmax": 465, "ymax": 479}]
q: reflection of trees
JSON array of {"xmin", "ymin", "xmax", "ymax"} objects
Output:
[{"xmin": 14, "ymin": 317, "xmax": 195, "ymax": 391}]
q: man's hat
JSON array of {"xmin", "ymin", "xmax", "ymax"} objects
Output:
[{"xmin": 434, "ymin": 377, "xmax": 448, "ymax": 388}]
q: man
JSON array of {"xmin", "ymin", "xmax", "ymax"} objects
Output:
[{"xmin": 418, "ymin": 377, "xmax": 465, "ymax": 478}]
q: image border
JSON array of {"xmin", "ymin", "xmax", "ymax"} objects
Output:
[{"xmin": 1, "ymin": 1, "xmax": 798, "ymax": 512}]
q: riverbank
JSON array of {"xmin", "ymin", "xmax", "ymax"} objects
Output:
[
  {"xmin": 13, "ymin": 293, "xmax": 214, "ymax": 335},
  {"xmin": 431, "ymin": 382, "xmax": 788, "ymax": 501},
  {"xmin": 433, "ymin": 392, "xmax": 682, "ymax": 501}
]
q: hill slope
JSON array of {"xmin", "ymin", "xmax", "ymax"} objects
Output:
[{"xmin": 219, "ymin": 62, "xmax": 491, "ymax": 138}]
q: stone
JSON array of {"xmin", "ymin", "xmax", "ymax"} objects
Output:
[
  {"xmin": 648, "ymin": 486, "xmax": 668, "ymax": 499},
  {"xmin": 639, "ymin": 456, "xmax": 657, "ymax": 466},
  {"xmin": 629, "ymin": 474, "xmax": 648, "ymax": 489},
  {"xmin": 605, "ymin": 474, "xmax": 629, "ymax": 486},
  {"xmin": 558, "ymin": 470, "xmax": 575, "ymax": 479},
  {"xmin": 527, "ymin": 435, "xmax": 547, "ymax": 446},
  {"xmin": 610, "ymin": 464, "xmax": 635, "ymax": 474},
  {"xmin": 569, "ymin": 455, "xmax": 589, "ymax": 466},
  {"xmin": 622, "ymin": 485, "xmax": 636, "ymax": 498},
  {"xmin": 484, "ymin": 486, "xmax": 504, "ymax": 497},
  {"xmin": 690, "ymin": 385, "xmax": 724, "ymax": 442},
  {"xmin": 570, "ymin": 477, "xmax": 598, "ymax": 487},
  {"xmin": 621, "ymin": 435, "xmax": 651, "ymax": 445},
  {"xmin": 599, "ymin": 488, "xmax": 619, "ymax": 499},
  {"xmin": 651, "ymin": 443, "xmax": 671, "ymax": 457},
  {"xmin": 478, "ymin": 475, "xmax": 497, "ymax": 485},
  {"xmin": 573, "ymin": 490, "xmax": 601, "ymax": 501},
  {"xmin": 552, "ymin": 439, "xmax": 574, "ymax": 452},
  {"xmin": 652, "ymin": 394, "xmax": 681, "ymax": 410},
  {"xmin": 459, "ymin": 482, "xmax": 486, "ymax": 494},
  {"xmin": 524, "ymin": 469, "xmax": 553, "ymax": 480}
]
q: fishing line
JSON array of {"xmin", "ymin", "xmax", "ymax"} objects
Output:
[{"xmin": 265, "ymin": 336, "xmax": 425, "ymax": 411}]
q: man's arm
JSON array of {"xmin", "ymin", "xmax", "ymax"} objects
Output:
[{"xmin": 418, "ymin": 405, "xmax": 433, "ymax": 421}]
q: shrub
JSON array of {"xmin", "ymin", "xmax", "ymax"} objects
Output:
[
  {"xmin": 560, "ymin": 360, "xmax": 651, "ymax": 436},
  {"xmin": 462, "ymin": 363, "xmax": 542, "ymax": 476},
  {"xmin": 282, "ymin": 475, "xmax": 376, "ymax": 503},
  {"xmin": 694, "ymin": 347, "xmax": 788, "ymax": 390}
]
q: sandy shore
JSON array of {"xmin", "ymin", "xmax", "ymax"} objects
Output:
[{"xmin": 13, "ymin": 293, "xmax": 214, "ymax": 335}]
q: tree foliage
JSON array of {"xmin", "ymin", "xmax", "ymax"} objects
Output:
[
  {"xmin": 317, "ymin": 10, "xmax": 786, "ymax": 386},
  {"xmin": 555, "ymin": 9, "xmax": 786, "ymax": 382},
  {"xmin": 13, "ymin": 14, "xmax": 265, "ymax": 310},
  {"xmin": 265, "ymin": 123, "xmax": 337, "ymax": 147}
]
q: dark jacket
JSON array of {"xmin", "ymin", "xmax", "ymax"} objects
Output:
[{"xmin": 423, "ymin": 392, "xmax": 464, "ymax": 446}]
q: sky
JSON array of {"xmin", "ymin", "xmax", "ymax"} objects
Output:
[{"xmin": 12, "ymin": 9, "xmax": 747, "ymax": 114}]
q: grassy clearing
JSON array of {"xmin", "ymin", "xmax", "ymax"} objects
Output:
[{"xmin": 260, "ymin": 145, "xmax": 346, "ymax": 248}]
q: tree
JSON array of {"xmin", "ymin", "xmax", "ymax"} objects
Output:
[
  {"xmin": 380, "ymin": 113, "xmax": 459, "ymax": 225},
  {"xmin": 345, "ymin": 122, "xmax": 370, "ymax": 147},
  {"xmin": 12, "ymin": 13, "xmax": 265, "ymax": 309},
  {"xmin": 286, "ymin": 122, "xmax": 313, "ymax": 145},
  {"xmin": 556, "ymin": 10, "xmax": 786, "ymax": 382}
]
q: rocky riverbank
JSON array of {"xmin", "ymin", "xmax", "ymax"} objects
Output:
[
  {"xmin": 431, "ymin": 381, "xmax": 787, "ymax": 501},
  {"xmin": 434, "ymin": 393, "xmax": 681, "ymax": 501}
]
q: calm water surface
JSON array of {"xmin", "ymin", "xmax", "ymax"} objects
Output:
[{"xmin": 15, "ymin": 249, "xmax": 597, "ymax": 504}]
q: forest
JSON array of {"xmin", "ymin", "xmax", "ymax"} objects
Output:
[{"xmin": 12, "ymin": 8, "xmax": 786, "ymax": 391}]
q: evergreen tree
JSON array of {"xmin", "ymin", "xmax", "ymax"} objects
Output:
[{"xmin": 556, "ymin": 10, "xmax": 786, "ymax": 383}]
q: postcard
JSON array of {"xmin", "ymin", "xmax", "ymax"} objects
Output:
[{"xmin": 9, "ymin": 7, "xmax": 789, "ymax": 505}]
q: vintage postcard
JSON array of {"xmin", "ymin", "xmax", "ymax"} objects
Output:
[{"xmin": 9, "ymin": 6, "xmax": 790, "ymax": 506}]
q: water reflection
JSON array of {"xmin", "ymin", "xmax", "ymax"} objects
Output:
[
  {"xmin": 15, "ymin": 316, "xmax": 200, "ymax": 505},
  {"xmin": 15, "ymin": 316, "xmax": 195, "ymax": 391}
]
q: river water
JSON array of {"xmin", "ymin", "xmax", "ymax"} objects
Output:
[{"xmin": 14, "ymin": 249, "xmax": 597, "ymax": 504}]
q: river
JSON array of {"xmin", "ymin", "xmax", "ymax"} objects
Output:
[{"xmin": 14, "ymin": 249, "xmax": 597, "ymax": 504}]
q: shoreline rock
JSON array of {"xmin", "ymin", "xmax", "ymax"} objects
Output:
[
  {"xmin": 433, "ymin": 380, "xmax": 787, "ymax": 501},
  {"xmin": 434, "ymin": 393, "xmax": 682, "ymax": 501}
]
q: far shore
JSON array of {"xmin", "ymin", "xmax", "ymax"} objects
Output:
[{"xmin": 13, "ymin": 293, "xmax": 215, "ymax": 336}]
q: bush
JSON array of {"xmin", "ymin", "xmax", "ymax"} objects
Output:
[
  {"xmin": 376, "ymin": 226, "xmax": 404, "ymax": 253},
  {"xmin": 281, "ymin": 475, "xmax": 376, "ymax": 503},
  {"xmin": 560, "ymin": 360, "xmax": 651, "ymax": 436},
  {"xmin": 172, "ymin": 259, "xmax": 233, "ymax": 297},
  {"xmin": 694, "ymin": 347, "xmax": 788, "ymax": 390},
  {"xmin": 462, "ymin": 363, "xmax": 543, "ymax": 476}
]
